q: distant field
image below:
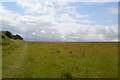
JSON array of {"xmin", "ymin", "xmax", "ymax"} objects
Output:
[{"xmin": 2, "ymin": 41, "xmax": 118, "ymax": 78}]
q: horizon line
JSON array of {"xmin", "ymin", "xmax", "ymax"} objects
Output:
[{"xmin": 25, "ymin": 40, "xmax": 119, "ymax": 42}]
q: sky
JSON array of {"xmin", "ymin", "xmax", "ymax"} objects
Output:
[{"xmin": 0, "ymin": 1, "xmax": 118, "ymax": 41}]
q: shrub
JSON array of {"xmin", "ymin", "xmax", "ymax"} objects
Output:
[
  {"xmin": 69, "ymin": 51, "xmax": 72, "ymax": 53},
  {"xmin": 2, "ymin": 31, "xmax": 13, "ymax": 39},
  {"xmin": 13, "ymin": 34, "xmax": 23, "ymax": 40},
  {"xmin": 1, "ymin": 31, "xmax": 23, "ymax": 40},
  {"xmin": 56, "ymin": 51, "xmax": 60, "ymax": 52},
  {"xmin": 60, "ymin": 72, "xmax": 73, "ymax": 79}
]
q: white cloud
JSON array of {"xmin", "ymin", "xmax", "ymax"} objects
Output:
[
  {"xmin": 32, "ymin": 32, "xmax": 36, "ymax": 35},
  {"xmin": 0, "ymin": 3, "xmax": 118, "ymax": 41},
  {"xmin": 17, "ymin": 1, "xmax": 56, "ymax": 15},
  {"xmin": 58, "ymin": 13, "xmax": 76, "ymax": 23},
  {"xmin": 41, "ymin": 30, "xmax": 46, "ymax": 34},
  {"xmin": 57, "ymin": 13, "xmax": 91, "ymax": 23},
  {"xmin": 16, "ymin": 2, "xmax": 92, "ymax": 24},
  {"xmin": 55, "ymin": 0, "xmax": 119, "ymax": 2},
  {"xmin": 107, "ymin": 7, "xmax": 118, "ymax": 14},
  {"xmin": 69, "ymin": 11, "xmax": 90, "ymax": 18},
  {"xmin": 1, "ymin": 0, "xmax": 119, "ymax": 2},
  {"xmin": 79, "ymin": 20, "xmax": 91, "ymax": 23},
  {"xmin": 106, "ymin": 19, "xmax": 113, "ymax": 23}
]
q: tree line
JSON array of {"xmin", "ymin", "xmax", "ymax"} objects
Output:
[{"xmin": 1, "ymin": 31, "xmax": 23, "ymax": 40}]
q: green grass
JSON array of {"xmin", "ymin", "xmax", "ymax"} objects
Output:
[
  {"xmin": 0, "ymin": 44, "xmax": 2, "ymax": 79},
  {"xmin": 0, "ymin": 31, "xmax": 10, "ymax": 45},
  {"xmin": 2, "ymin": 41, "xmax": 118, "ymax": 78}
]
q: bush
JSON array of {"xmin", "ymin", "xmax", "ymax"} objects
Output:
[
  {"xmin": 1, "ymin": 31, "xmax": 23, "ymax": 40},
  {"xmin": 2, "ymin": 31, "xmax": 13, "ymax": 39},
  {"xmin": 0, "ymin": 32, "xmax": 10, "ymax": 45},
  {"xmin": 13, "ymin": 34, "xmax": 23, "ymax": 40},
  {"xmin": 60, "ymin": 72, "xmax": 73, "ymax": 79},
  {"xmin": 1, "ymin": 33, "xmax": 8, "ymax": 40}
]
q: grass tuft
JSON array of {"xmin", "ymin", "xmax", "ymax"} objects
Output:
[{"xmin": 60, "ymin": 72, "xmax": 73, "ymax": 79}]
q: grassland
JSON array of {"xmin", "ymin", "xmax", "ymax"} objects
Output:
[
  {"xmin": 0, "ymin": 43, "xmax": 1, "ymax": 79},
  {"xmin": 1, "ymin": 39, "xmax": 118, "ymax": 78}
]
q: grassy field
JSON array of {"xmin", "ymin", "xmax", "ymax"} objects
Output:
[
  {"xmin": 2, "ymin": 40, "xmax": 118, "ymax": 78},
  {"xmin": 0, "ymin": 44, "xmax": 1, "ymax": 79}
]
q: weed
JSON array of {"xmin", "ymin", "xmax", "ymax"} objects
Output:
[
  {"xmin": 7, "ymin": 52, "xmax": 11, "ymax": 54},
  {"xmin": 56, "ymin": 51, "xmax": 60, "ymax": 52},
  {"xmin": 69, "ymin": 52, "xmax": 72, "ymax": 53},
  {"xmin": 60, "ymin": 72, "xmax": 73, "ymax": 79}
]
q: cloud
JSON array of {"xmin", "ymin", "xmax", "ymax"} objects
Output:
[
  {"xmin": 41, "ymin": 30, "xmax": 46, "ymax": 34},
  {"xmin": 17, "ymin": 1, "xmax": 56, "ymax": 15},
  {"xmin": 53, "ymin": 23, "xmax": 118, "ymax": 41},
  {"xmin": 107, "ymin": 7, "xmax": 118, "ymax": 14},
  {"xmin": 1, "ymin": 0, "xmax": 119, "ymax": 2},
  {"xmin": 0, "ymin": 2, "xmax": 118, "ymax": 41},
  {"xmin": 55, "ymin": 0, "xmax": 119, "ymax": 2},
  {"xmin": 57, "ymin": 13, "xmax": 90, "ymax": 23},
  {"xmin": 16, "ymin": 2, "xmax": 92, "ymax": 23},
  {"xmin": 106, "ymin": 19, "xmax": 113, "ymax": 23}
]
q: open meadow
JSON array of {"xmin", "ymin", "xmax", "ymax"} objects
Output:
[
  {"xmin": 2, "ymin": 40, "xmax": 118, "ymax": 78},
  {"xmin": 1, "ymin": 2, "xmax": 119, "ymax": 79}
]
